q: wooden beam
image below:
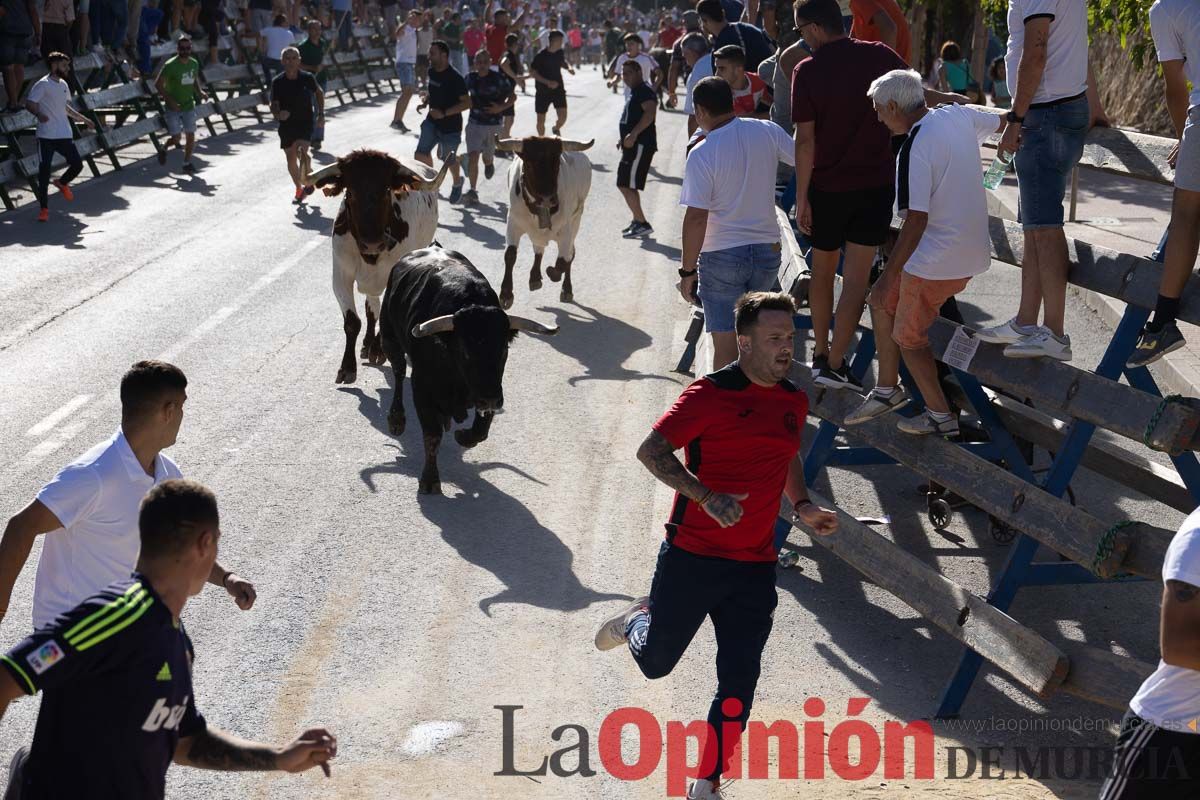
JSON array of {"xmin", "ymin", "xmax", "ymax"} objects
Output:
[
  {"xmin": 791, "ymin": 364, "xmax": 1174, "ymax": 579},
  {"xmin": 945, "ymin": 381, "xmax": 1197, "ymax": 514},
  {"xmin": 1057, "ymin": 641, "xmax": 1155, "ymax": 711},
  {"xmin": 785, "ymin": 491, "xmax": 1070, "ymax": 698},
  {"xmin": 98, "ymin": 116, "xmax": 164, "ymax": 149},
  {"xmin": 80, "ymin": 81, "xmax": 149, "ymax": 109}
]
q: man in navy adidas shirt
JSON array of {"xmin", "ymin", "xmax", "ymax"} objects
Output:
[
  {"xmin": 594, "ymin": 292, "xmax": 838, "ymax": 800},
  {"xmin": 0, "ymin": 480, "xmax": 336, "ymax": 799}
]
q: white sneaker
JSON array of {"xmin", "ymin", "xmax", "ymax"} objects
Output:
[
  {"xmin": 593, "ymin": 596, "xmax": 649, "ymax": 651},
  {"xmin": 688, "ymin": 778, "xmax": 731, "ymax": 799},
  {"xmin": 1003, "ymin": 330, "xmax": 1072, "ymax": 361},
  {"xmin": 975, "ymin": 317, "xmax": 1041, "ymax": 344},
  {"xmin": 844, "ymin": 387, "xmax": 909, "ymax": 426}
]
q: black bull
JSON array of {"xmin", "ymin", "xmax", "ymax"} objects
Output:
[{"xmin": 379, "ymin": 247, "xmax": 558, "ymax": 495}]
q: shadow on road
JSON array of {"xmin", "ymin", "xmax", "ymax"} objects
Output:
[
  {"xmin": 534, "ymin": 302, "xmax": 681, "ymax": 387},
  {"xmin": 293, "ymin": 203, "xmax": 332, "ymax": 235},
  {"xmin": 638, "ymin": 238, "xmax": 682, "ymax": 260},
  {"xmin": 648, "ymin": 167, "xmax": 681, "ymax": 186}
]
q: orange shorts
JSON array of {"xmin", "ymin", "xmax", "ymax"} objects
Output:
[{"xmin": 879, "ymin": 272, "xmax": 971, "ymax": 350}]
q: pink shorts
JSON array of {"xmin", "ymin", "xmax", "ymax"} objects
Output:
[{"xmin": 879, "ymin": 272, "xmax": 970, "ymax": 350}]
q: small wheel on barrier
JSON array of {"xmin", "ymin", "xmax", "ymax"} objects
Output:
[
  {"xmin": 928, "ymin": 498, "xmax": 952, "ymax": 529},
  {"xmin": 988, "ymin": 515, "xmax": 1017, "ymax": 544}
]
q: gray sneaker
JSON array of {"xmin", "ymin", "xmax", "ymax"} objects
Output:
[
  {"xmin": 1004, "ymin": 330, "xmax": 1072, "ymax": 361},
  {"xmin": 975, "ymin": 317, "xmax": 1041, "ymax": 345},
  {"xmin": 897, "ymin": 411, "xmax": 959, "ymax": 437},
  {"xmin": 1127, "ymin": 323, "xmax": 1185, "ymax": 368},
  {"xmin": 594, "ymin": 596, "xmax": 649, "ymax": 651},
  {"xmin": 844, "ymin": 387, "xmax": 909, "ymax": 425},
  {"xmin": 448, "ymin": 181, "xmax": 464, "ymax": 204},
  {"xmin": 463, "ymin": 188, "xmax": 479, "ymax": 204}
]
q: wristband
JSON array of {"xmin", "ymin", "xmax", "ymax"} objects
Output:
[
  {"xmin": 698, "ymin": 489, "xmax": 714, "ymax": 506},
  {"xmin": 678, "ymin": 268, "xmax": 697, "ymax": 278},
  {"xmin": 795, "ymin": 499, "xmax": 814, "ymax": 510},
  {"xmin": 221, "ymin": 570, "xmax": 233, "ymax": 589}
]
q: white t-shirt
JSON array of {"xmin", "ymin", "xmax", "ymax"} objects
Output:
[
  {"xmin": 896, "ymin": 105, "xmax": 1000, "ymax": 281},
  {"xmin": 614, "ymin": 52, "xmax": 659, "ymax": 98},
  {"xmin": 33, "ymin": 430, "xmax": 182, "ymax": 629},
  {"xmin": 27, "ymin": 75, "xmax": 73, "ymax": 140},
  {"xmin": 1130, "ymin": 509, "xmax": 1200, "ymax": 734},
  {"xmin": 395, "ymin": 24, "xmax": 417, "ymax": 64},
  {"xmin": 682, "ymin": 53, "xmax": 714, "ymax": 115},
  {"xmin": 261, "ymin": 25, "xmax": 297, "ymax": 59},
  {"xmin": 1005, "ymin": 0, "xmax": 1088, "ymax": 105},
  {"xmin": 679, "ymin": 117, "xmax": 796, "ymax": 252},
  {"xmin": 1150, "ymin": 0, "xmax": 1200, "ymax": 111}
]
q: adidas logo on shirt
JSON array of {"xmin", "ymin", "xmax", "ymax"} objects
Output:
[{"xmin": 156, "ymin": 662, "xmax": 172, "ymax": 682}]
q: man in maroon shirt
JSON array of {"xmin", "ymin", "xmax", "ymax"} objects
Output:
[
  {"xmin": 593, "ymin": 292, "xmax": 838, "ymax": 800},
  {"xmin": 792, "ymin": 0, "xmax": 963, "ymax": 393}
]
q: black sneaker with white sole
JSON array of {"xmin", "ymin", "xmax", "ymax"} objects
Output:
[
  {"xmin": 623, "ymin": 221, "xmax": 653, "ymax": 238},
  {"xmin": 1126, "ymin": 322, "xmax": 1185, "ymax": 368},
  {"xmin": 814, "ymin": 362, "xmax": 863, "ymax": 391}
]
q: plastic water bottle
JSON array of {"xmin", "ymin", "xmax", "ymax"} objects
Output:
[
  {"xmin": 983, "ymin": 150, "xmax": 1014, "ymax": 190},
  {"xmin": 778, "ymin": 549, "xmax": 801, "ymax": 569}
]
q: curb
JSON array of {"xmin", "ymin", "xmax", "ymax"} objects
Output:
[{"xmin": 1071, "ymin": 285, "xmax": 1198, "ymax": 399}]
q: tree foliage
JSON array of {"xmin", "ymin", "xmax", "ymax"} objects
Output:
[{"xmin": 977, "ymin": 0, "xmax": 1155, "ymax": 67}]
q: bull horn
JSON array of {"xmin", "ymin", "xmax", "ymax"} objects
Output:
[
  {"xmin": 428, "ymin": 160, "xmax": 451, "ymax": 190},
  {"xmin": 495, "ymin": 138, "xmax": 524, "ymax": 153},
  {"xmin": 560, "ymin": 139, "xmax": 594, "ymax": 152},
  {"xmin": 302, "ymin": 160, "xmax": 341, "ymax": 187},
  {"xmin": 396, "ymin": 157, "xmax": 445, "ymax": 190},
  {"xmin": 411, "ymin": 315, "xmax": 455, "ymax": 338},
  {"xmin": 507, "ymin": 315, "xmax": 558, "ymax": 336}
]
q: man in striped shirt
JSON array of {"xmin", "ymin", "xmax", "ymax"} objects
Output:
[{"xmin": 0, "ymin": 480, "xmax": 337, "ymax": 799}]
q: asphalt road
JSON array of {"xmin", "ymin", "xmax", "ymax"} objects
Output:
[{"xmin": 0, "ymin": 71, "xmax": 1180, "ymax": 799}]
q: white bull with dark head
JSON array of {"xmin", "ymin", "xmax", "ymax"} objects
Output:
[
  {"xmin": 498, "ymin": 136, "xmax": 593, "ymax": 309},
  {"xmin": 302, "ymin": 149, "xmax": 449, "ymax": 384}
]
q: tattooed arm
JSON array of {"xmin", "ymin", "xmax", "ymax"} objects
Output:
[
  {"xmin": 1161, "ymin": 580, "xmax": 1200, "ymax": 671},
  {"xmin": 636, "ymin": 430, "xmax": 746, "ymax": 528},
  {"xmin": 175, "ymin": 727, "xmax": 337, "ymax": 775}
]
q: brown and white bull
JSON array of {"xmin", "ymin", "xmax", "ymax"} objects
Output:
[
  {"xmin": 302, "ymin": 149, "xmax": 449, "ymax": 384},
  {"xmin": 497, "ymin": 136, "xmax": 593, "ymax": 310}
]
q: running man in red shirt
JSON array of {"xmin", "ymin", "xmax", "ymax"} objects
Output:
[
  {"xmin": 483, "ymin": 1, "xmax": 522, "ymax": 63},
  {"xmin": 594, "ymin": 291, "xmax": 838, "ymax": 800},
  {"xmin": 712, "ymin": 44, "xmax": 771, "ymax": 118}
]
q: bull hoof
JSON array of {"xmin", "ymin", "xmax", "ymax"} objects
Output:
[
  {"xmin": 336, "ymin": 368, "xmax": 357, "ymax": 384},
  {"xmin": 499, "ymin": 292, "xmax": 514, "ymax": 310},
  {"xmin": 388, "ymin": 414, "xmax": 406, "ymax": 436},
  {"xmin": 560, "ymin": 289, "xmax": 573, "ymax": 303},
  {"xmin": 529, "ymin": 277, "xmax": 543, "ymax": 292},
  {"xmin": 546, "ymin": 265, "xmax": 563, "ymax": 282},
  {"xmin": 366, "ymin": 344, "xmax": 387, "ymax": 366},
  {"xmin": 418, "ymin": 480, "xmax": 443, "ymax": 495},
  {"xmin": 454, "ymin": 429, "xmax": 479, "ymax": 448}
]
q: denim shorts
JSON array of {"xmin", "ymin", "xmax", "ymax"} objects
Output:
[
  {"xmin": 416, "ymin": 118, "xmax": 461, "ymax": 162},
  {"xmin": 395, "ymin": 61, "xmax": 416, "ymax": 88},
  {"xmin": 1014, "ymin": 94, "xmax": 1088, "ymax": 230},
  {"xmin": 164, "ymin": 108, "xmax": 197, "ymax": 135},
  {"xmin": 697, "ymin": 242, "xmax": 782, "ymax": 333},
  {"xmin": 1176, "ymin": 105, "xmax": 1200, "ymax": 193}
]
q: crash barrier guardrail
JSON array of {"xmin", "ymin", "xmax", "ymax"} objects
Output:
[
  {"xmin": 761, "ymin": 118, "xmax": 1198, "ymax": 717},
  {"xmin": 0, "ymin": 20, "xmax": 397, "ymax": 211}
]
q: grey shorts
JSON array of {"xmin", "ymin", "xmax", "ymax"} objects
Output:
[
  {"xmin": 1176, "ymin": 105, "xmax": 1200, "ymax": 193},
  {"xmin": 464, "ymin": 121, "xmax": 500, "ymax": 157},
  {"xmin": 164, "ymin": 108, "xmax": 197, "ymax": 135}
]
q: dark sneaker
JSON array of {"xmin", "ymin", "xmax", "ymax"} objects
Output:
[
  {"xmin": 814, "ymin": 362, "xmax": 864, "ymax": 391},
  {"xmin": 448, "ymin": 181, "xmax": 464, "ymax": 203},
  {"xmin": 1127, "ymin": 323, "xmax": 1185, "ymax": 368},
  {"xmin": 390, "ymin": 120, "xmax": 409, "ymax": 132},
  {"xmin": 303, "ymin": 185, "xmax": 315, "ymax": 196},
  {"xmin": 484, "ymin": 161, "xmax": 495, "ymax": 179},
  {"xmin": 463, "ymin": 188, "xmax": 478, "ymax": 203},
  {"xmin": 623, "ymin": 221, "xmax": 652, "ymax": 238},
  {"xmin": 810, "ymin": 353, "xmax": 828, "ymax": 377},
  {"xmin": 621, "ymin": 219, "xmax": 638, "ymax": 233},
  {"xmin": 182, "ymin": 161, "xmax": 196, "ymax": 174}
]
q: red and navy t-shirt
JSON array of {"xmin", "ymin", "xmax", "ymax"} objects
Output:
[
  {"xmin": 652, "ymin": 364, "xmax": 808, "ymax": 562},
  {"xmin": 1, "ymin": 575, "xmax": 205, "ymax": 800},
  {"xmin": 731, "ymin": 72, "xmax": 772, "ymax": 118}
]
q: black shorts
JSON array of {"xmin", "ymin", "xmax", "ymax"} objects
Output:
[
  {"xmin": 807, "ymin": 184, "xmax": 894, "ymax": 252},
  {"xmin": 617, "ymin": 144, "xmax": 654, "ymax": 191},
  {"xmin": 534, "ymin": 86, "xmax": 566, "ymax": 113},
  {"xmin": 279, "ymin": 119, "xmax": 311, "ymax": 149},
  {"xmin": 1099, "ymin": 711, "xmax": 1200, "ymax": 799}
]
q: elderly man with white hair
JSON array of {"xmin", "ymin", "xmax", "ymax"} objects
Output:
[{"xmin": 844, "ymin": 69, "xmax": 1005, "ymax": 436}]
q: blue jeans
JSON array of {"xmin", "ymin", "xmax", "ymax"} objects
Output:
[
  {"xmin": 416, "ymin": 118, "xmax": 460, "ymax": 162},
  {"xmin": 697, "ymin": 242, "xmax": 782, "ymax": 333},
  {"xmin": 1014, "ymin": 94, "xmax": 1088, "ymax": 230}
]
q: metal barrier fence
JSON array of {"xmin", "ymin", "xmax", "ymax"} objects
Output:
[{"xmin": 0, "ymin": 20, "xmax": 397, "ymax": 211}]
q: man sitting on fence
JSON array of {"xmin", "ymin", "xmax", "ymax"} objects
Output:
[
  {"xmin": 1125, "ymin": 0, "xmax": 1200, "ymax": 368},
  {"xmin": 844, "ymin": 69, "xmax": 1003, "ymax": 436},
  {"xmin": 25, "ymin": 52, "xmax": 96, "ymax": 224},
  {"xmin": 154, "ymin": 35, "xmax": 208, "ymax": 175}
]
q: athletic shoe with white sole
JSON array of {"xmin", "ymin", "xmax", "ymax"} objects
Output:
[
  {"xmin": 974, "ymin": 317, "xmax": 1041, "ymax": 345},
  {"xmin": 594, "ymin": 596, "xmax": 649, "ymax": 651},
  {"xmin": 814, "ymin": 361, "xmax": 864, "ymax": 391},
  {"xmin": 688, "ymin": 778, "xmax": 732, "ymax": 799},
  {"xmin": 448, "ymin": 181, "xmax": 464, "ymax": 204},
  {"xmin": 897, "ymin": 411, "xmax": 959, "ymax": 436},
  {"xmin": 622, "ymin": 221, "xmax": 653, "ymax": 238},
  {"xmin": 844, "ymin": 387, "xmax": 909, "ymax": 425},
  {"xmin": 1003, "ymin": 330, "xmax": 1072, "ymax": 361},
  {"xmin": 1126, "ymin": 323, "xmax": 1185, "ymax": 368}
]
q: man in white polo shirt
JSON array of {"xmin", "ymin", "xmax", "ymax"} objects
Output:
[
  {"xmin": 1099, "ymin": 506, "xmax": 1200, "ymax": 798},
  {"xmin": 845, "ymin": 69, "xmax": 1003, "ymax": 437},
  {"xmin": 0, "ymin": 361, "xmax": 256, "ymax": 630}
]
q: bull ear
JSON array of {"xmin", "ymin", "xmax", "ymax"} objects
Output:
[
  {"xmin": 321, "ymin": 178, "xmax": 345, "ymax": 197},
  {"xmin": 391, "ymin": 173, "xmax": 418, "ymax": 194}
]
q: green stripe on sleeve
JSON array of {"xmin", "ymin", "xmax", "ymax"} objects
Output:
[
  {"xmin": 64, "ymin": 582, "xmax": 144, "ymax": 641},
  {"xmin": 74, "ymin": 598, "xmax": 154, "ymax": 652},
  {"xmin": 64, "ymin": 587, "xmax": 148, "ymax": 646},
  {"xmin": 1, "ymin": 655, "xmax": 37, "ymax": 695}
]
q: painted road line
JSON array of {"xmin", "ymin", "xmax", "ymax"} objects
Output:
[{"xmin": 25, "ymin": 394, "xmax": 92, "ymax": 438}]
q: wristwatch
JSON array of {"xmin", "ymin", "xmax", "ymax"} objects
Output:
[
  {"xmin": 677, "ymin": 268, "xmax": 697, "ymax": 278},
  {"xmin": 1005, "ymin": 110, "xmax": 1024, "ymax": 124}
]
